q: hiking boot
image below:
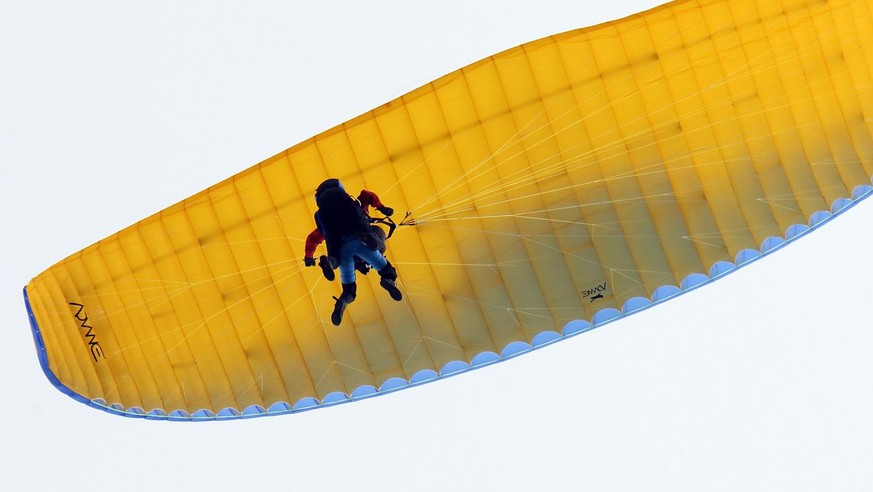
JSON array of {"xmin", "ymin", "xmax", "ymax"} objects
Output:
[
  {"xmin": 376, "ymin": 261, "xmax": 401, "ymax": 301},
  {"xmin": 331, "ymin": 297, "xmax": 348, "ymax": 326},
  {"xmin": 318, "ymin": 255, "xmax": 336, "ymax": 281},
  {"xmin": 379, "ymin": 277, "xmax": 402, "ymax": 301},
  {"xmin": 330, "ymin": 283, "xmax": 356, "ymax": 326}
]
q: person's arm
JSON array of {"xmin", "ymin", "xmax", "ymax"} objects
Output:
[
  {"xmin": 304, "ymin": 228, "xmax": 324, "ymax": 265},
  {"xmin": 358, "ymin": 190, "xmax": 393, "ymax": 216}
]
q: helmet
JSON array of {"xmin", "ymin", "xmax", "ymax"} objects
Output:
[{"xmin": 314, "ymin": 178, "xmax": 345, "ymax": 200}]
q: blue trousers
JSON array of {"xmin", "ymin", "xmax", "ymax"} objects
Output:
[{"xmin": 339, "ymin": 237, "xmax": 388, "ymax": 284}]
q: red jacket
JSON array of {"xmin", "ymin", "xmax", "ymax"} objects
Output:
[{"xmin": 304, "ymin": 190, "xmax": 386, "ymax": 258}]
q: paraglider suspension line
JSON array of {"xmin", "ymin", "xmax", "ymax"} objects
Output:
[{"xmin": 369, "ymin": 211, "xmax": 416, "ymax": 239}]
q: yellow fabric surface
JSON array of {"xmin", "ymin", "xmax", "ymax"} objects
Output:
[{"xmin": 26, "ymin": 0, "xmax": 873, "ymax": 415}]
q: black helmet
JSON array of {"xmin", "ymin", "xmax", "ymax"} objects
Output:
[{"xmin": 315, "ymin": 178, "xmax": 344, "ymax": 200}]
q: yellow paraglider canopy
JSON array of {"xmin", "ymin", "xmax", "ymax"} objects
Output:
[{"xmin": 24, "ymin": 0, "xmax": 873, "ymax": 419}]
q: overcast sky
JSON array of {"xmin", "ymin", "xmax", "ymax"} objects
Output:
[{"xmin": 2, "ymin": 1, "xmax": 872, "ymax": 491}]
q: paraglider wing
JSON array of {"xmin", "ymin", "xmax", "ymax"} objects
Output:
[{"xmin": 24, "ymin": 0, "xmax": 873, "ymax": 419}]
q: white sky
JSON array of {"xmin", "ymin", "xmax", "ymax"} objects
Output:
[{"xmin": 2, "ymin": 1, "xmax": 872, "ymax": 490}]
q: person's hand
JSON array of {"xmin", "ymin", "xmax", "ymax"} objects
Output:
[
  {"xmin": 377, "ymin": 206, "xmax": 394, "ymax": 217},
  {"xmin": 304, "ymin": 257, "xmax": 316, "ymax": 267}
]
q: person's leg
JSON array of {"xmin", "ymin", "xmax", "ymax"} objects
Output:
[
  {"xmin": 338, "ymin": 242, "xmax": 358, "ymax": 285},
  {"xmin": 347, "ymin": 240, "xmax": 387, "ymax": 272},
  {"xmin": 332, "ymin": 241, "xmax": 359, "ymax": 325},
  {"xmin": 347, "ymin": 241, "xmax": 402, "ymax": 301}
]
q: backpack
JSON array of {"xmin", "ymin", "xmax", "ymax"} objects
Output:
[{"xmin": 314, "ymin": 179, "xmax": 369, "ymax": 258}]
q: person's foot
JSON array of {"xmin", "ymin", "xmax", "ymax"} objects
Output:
[
  {"xmin": 380, "ymin": 277, "xmax": 402, "ymax": 301},
  {"xmin": 331, "ymin": 296, "xmax": 348, "ymax": 325},
  {"xmin": 330, "ymin": 282, "xmax": 357, "ymax": 325},
  {"xmin": 318, "ymin": 255, "xmax": 336, "ymax": 281}
]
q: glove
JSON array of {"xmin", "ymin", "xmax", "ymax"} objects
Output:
[
  {"xmin": 304, "ymin": 257, "xmax": 316, "ymax": 267},
  {"xmin": 377, "ymin": 206, "xmax": 394, "ymax": 217}
]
